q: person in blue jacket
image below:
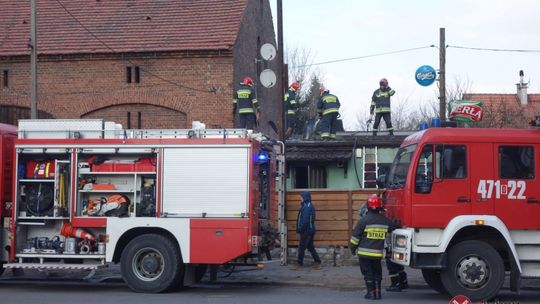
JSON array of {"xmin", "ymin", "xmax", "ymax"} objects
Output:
[{"xmin": 291, "ymin": 191, "xmax": 322, "ymax": 269}]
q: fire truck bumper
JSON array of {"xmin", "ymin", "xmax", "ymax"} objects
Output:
[{"xmin": 410, "ymin": 252, "xmax": 447, "ymax": 269}]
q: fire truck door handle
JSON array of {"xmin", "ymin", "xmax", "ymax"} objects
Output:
[
  {"xmin": 457, "ymin": 197, "xmax": 471, "ymax": 203},
  {"xmin": 527, "ymin": 198, "xmax": 540, "ymax": 204}
]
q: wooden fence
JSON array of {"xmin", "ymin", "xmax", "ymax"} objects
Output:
[{"xmin": 286, "ymin": 189, "xmax": 378, "ymax": 247}]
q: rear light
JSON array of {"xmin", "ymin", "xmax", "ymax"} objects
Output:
[{"xmin": 248, "ymin": 236, "xmax": 258, "ymax": 247}]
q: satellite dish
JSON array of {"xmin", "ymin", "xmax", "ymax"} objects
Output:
[
  {"xmin": 260, "ymin": 69, "xmax": 276, "ymax": 88},
  {"xmin": 260, "ymin": 43, "xmax": 276, "ymax": 61}
]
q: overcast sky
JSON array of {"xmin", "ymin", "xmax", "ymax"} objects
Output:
[{"xmin": 270, "ymin": 0, "xmax": 540, "ymax": 130}]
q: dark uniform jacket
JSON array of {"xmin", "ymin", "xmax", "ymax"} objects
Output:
[
  {"xmin": 350, "ymin": 210, "xmax": 397, "ymax": 259},
  {"xmin": 317, "ymin": 92, "xmax": 340, "ymax": 116},
  {"xmin": 233, "ymin": 84, "xmax": 259, "ymax": 114},
  {"xmin": 370, "ymin": 87, "xmax": 395, "ymax": 114},
  {"xmin": 284, "ymin": 88, "xmax": 298, "ymax": 115}
]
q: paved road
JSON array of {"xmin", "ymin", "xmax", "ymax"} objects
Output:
[
  {"xmin": 1, "ymin": 278, "xmax": 540, "ymax": 304},
  {"xmin": 1, "ymin": 261, "xmax": 540, "ymax": 303}
]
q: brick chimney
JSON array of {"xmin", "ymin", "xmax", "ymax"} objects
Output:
[{"xmin": 516, "ymin": 70, "xmax": 529, "ymax": 105}]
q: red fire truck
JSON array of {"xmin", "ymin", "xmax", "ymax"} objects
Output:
[
  {"xmin": 0, "ymin": 119, "xmax": 282, "ymax": 293},
  {"xmin": 380, "ymin": 127, "xmax": 540, "ymax": 301}
]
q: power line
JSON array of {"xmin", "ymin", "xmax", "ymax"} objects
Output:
[
  {"xmin": 54, "ymin": 0, "xmax": 217, "ymax": 95},
  {"xmin": 447, "ymin": 45, "xmax": 540, "ymax": 53},
  {"xmin": 293, "ymin": 45, "xmax": 436, "ymax": 68}
]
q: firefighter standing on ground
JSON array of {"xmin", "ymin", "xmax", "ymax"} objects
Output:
[
  {"xmin": 369, "ymin": 78, "xmax": 395, "ymax": 136},
  {"xmin": 233, "ymin": 76, "xmax": 260, "ymax": 130},
  {"xmin": 350, "ymin": 195, "xmax": 398, "ymax": 300},
  {"xmin": 317, "ymin": 87, "xmax": 341, "ymax": 140},
  {"xmin": 284, "ymin": 82, "xmax": 300, "ymax": 139},
  {"xmin": 358, "ymin": 203, "xmax": 408, "ymax": 292}
]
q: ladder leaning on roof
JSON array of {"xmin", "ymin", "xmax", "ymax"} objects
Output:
[{"xmin": 362, "ymin": 146, "xmax": 378, "ymax": 189}]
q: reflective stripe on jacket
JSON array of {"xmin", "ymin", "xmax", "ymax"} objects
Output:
[
  {"xmin": 317, "ymin": 92, "xmax": 340, "ymax": 116},
  {"xmin": 284, "ymin": 89, "xmax": 298, "ymax": 115},
  {"xmin": 233, "ymin": 85, "xmax": 258, "ymax": 114},
  {"xmin": 349, "ymin": 210, "xmax": 397, "ymax": 259},
  {"xmin": 370, "ymin": 87, "xmax": 395, "ymax": 114}
]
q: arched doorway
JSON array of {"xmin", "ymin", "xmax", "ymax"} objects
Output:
[{"xmin": 82, "ymin": 104, "xmax": 187, "ymax": 129}]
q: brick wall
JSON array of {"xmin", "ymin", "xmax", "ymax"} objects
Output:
[{"xmin": 0, "ymin": 0, "xmax": 280, "ymax": 136}]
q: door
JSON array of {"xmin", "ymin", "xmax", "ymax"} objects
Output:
[
  {"xmin": 493, "ymin": 144, "xmax": 539, "ymax": 229},
  {"xmin": 411, "ymin": 144, "xmax": 471, "ymax": 227},
  {"xmin": 470, "ymin": 143, "xmax": 495, "ymax": 215}
]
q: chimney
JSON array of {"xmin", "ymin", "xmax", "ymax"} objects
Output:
[{"xmin": 516, "ymin": 70, "xmax": 528, "ymax": 105}]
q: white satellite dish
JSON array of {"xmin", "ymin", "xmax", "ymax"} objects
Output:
[
  {"xmin": 260, "ymin": 43, "xmax": 276, "ymax": 61},
  {"xmin": 260, "ymin": 69, "xmax": 277, "ymax": 88}
]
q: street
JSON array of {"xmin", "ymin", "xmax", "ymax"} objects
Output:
[
  {"xmin": 1, "ymin": 277, "xmax": 539, "ymax": 304},
  {"xmin": 1, "ymin": 262, "xmax": 540, "ymax": 304}
]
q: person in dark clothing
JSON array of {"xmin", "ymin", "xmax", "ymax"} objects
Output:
[
  {"xmin": 233, "ymin": 76, "xmax": 259, "ymax": 130},
  {"xmin": 386, "ymin": 257, "xmax": 409, "ymax": 291},
  {"xmin": 284, "ymin": 82, "xmax": 300, "ymax": 139},
  {"xmin": 291, "ymin": 191, "xmax": 322, "ymax": 270},
  {"xmin": 369, "ymin": 78, "xmax": 395, "ymax": 136},
  {"xmin": 317, "ymin": 87, "xmax": 340, "ymax": 140},
  {"xmin": 350, "ymin": 194, "xmax": 398, "ymax": 300},
  {"xmin": 359, "ymin": 202, "xmax": 408, "ymax": 292}
]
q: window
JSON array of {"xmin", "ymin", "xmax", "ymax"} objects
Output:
[
  {"xmin": 126, "ymin": 66, "xmax": 140, "ymax": 84},
  {"xmin": 499, "ymin": 146, "xmax": 534, "ymax": 179},
  {"xmin": 294, "ymin": 165, "xmax": 327, "ymax": 188},
  {"xmin": 126, "ymin": 67, "xmax": 132, "ymax": 84},
  {"xmin": 2, "ymin": 70, "xmax": 8, "ymax": 87},
  {"xmin": 436, "ymin": 145, "xmax": 467, "ymax": 179},
  {"xmin": 134, "ymin": 66, "xmax": 140, "ymax": 83}
]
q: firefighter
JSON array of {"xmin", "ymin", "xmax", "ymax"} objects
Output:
[
  {"xmin": 233, "ymin": 76, "xmax": 260, "ymax": 130},
  {"xmin": 317, "ymin": 87, "xmax": 341, "ymax": 140},
  {"xmin": 290, "ymin": 191, "xmax": 322, "ymax": 270},
  {"xmin": 369, "ymin": 78, "xmax": 395, "ymax": 136},
  {"xmin": 284, "ymin": 81, "xmax": 300, "ymax": 139},
  {"xmin": 359, "ymin": 202, "xmax": 409, "ymax": 292},
  {"xmin": 350, "ymin": 194, "xmax": 398, "ymax": 300}
]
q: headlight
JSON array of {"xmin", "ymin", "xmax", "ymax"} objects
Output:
[{"xmin": 394, "ymin": 235, "xmax": 407, "ymax": 248}]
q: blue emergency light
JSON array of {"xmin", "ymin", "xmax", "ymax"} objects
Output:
[{"xmin": 256, "ymin": 151, "xmax": 269, "ymax": 164}]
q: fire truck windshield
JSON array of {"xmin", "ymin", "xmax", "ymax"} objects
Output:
[{"xmin": 387, "ymin": 144, "xmax": 417, "ymax": 189}]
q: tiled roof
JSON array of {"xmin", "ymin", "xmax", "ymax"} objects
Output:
[
  {"xmin": 463, "ymin": 93, "xmax": 540, "ymax": 106},
  {"xmin": 0, "ymin": 0, "xmax": 247, "ymax": 56}
]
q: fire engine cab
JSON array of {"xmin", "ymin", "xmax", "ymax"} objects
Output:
[
  {"xmin": 380, "ymin": 127, "xmax": 540, "ymax": 301},
  {"xmin": 0, "ymin": 119, "xmax": 282, "ymax": 293}
]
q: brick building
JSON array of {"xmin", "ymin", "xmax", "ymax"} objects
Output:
[{"xmin": 0, "ymin": 0, "xmax": 280, "ymax": 136}]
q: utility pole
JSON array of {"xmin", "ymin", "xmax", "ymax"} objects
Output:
[
  {"xmin": 277, "ymin": 0, "xmax": 285, "ymax": 140},
  {"xmin": 30, "ymin": 0, "xmax": 38, "ymax": 119},
  {"xmin": 276, "ymin": 0, "xmax": 288, "ymax": 266},
  {"xmin": 439, "ymin": 27, "xmax": 446, "ymax": 121}
]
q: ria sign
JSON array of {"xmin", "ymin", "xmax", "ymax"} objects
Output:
[{"xmin": 415, "ymin": 65, "xmax": 436, "ymax": 86}]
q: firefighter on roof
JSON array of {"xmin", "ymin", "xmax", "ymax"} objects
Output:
[
  {"xmin": 317, "ymin": 86, "xmax": 341, "ymax": 140},
  {"xmin": 284, "ymin": 81, "xmax": 300, "ymax": 139},
  {"xmin": 369, "ymin": 78, "xmax": 395, "ymax": 136},
  {"xmin": 350, "ymin": 194, "xmax": 398, "ymax": 300},
  {"xmin": 233, "ymin": 76, "xmax": 260, "ymax": 130}
]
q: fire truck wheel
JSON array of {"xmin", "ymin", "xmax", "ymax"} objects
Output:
[
  {"xmin": 421, "ymin": 269, "xmax": 447, "ymax": 295},
  {"xmin": 441, "ymin": 240, "xmax": 504, "ymax": 301},
  {"xmin": 121, "ymin": 234, "xmax": 183, "ymax": 293}
]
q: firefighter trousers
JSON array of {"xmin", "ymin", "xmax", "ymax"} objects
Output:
[
  {"xmin": 238, "ymin": 113, "xmax": 256, "ymax": 130},
  {"xmin": 320, "ymin": 112, "xmax": 339, "ymax": 139},
  {"xmin": 359, "ymin": 257, "xmax": 383, "ymax": 282},
  {"xmin": 373, "ymin": 112, "xmax": 393, "ymax": 131}
]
